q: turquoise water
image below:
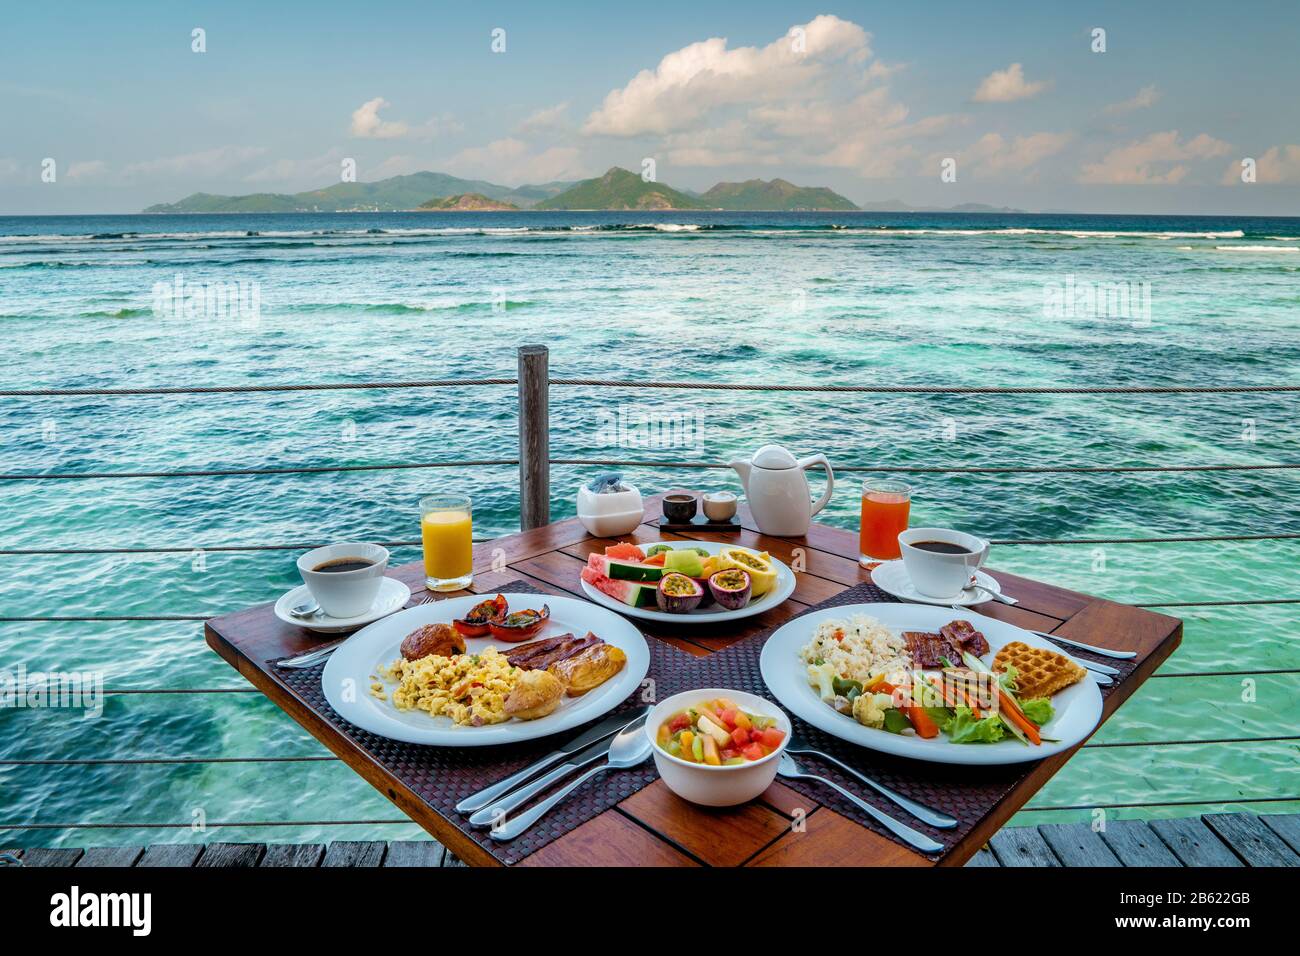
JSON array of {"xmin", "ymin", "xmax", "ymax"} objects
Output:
[{"xmin": 1, "ymin": 211, "xmax": 1297, "ymax": 848}]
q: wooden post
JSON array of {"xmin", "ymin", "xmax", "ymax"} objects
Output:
[{"xmin": 517, "ymin": 344, "xmax": 550, "ymax": 530}]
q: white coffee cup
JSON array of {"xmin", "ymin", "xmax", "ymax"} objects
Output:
[
  {"xmin": 297, "ymin": 542, "xmax": 389, "ymax": 618},
  {"xmin": 898, "ymin": 528, "xmax": 990, "ymax": 599}
]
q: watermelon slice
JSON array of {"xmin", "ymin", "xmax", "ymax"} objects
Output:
[
  {"xmin": 586, "ymin": 553, "xmax": 664, "ymax": 582},
  {"xmin": 604, "ymin": 541, "xmax": 646, "ymax": 562},
  {"xmin": 581, "ymin": 563, "xmax": 658, "ymax": 607}
]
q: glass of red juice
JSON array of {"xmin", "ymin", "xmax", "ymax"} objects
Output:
[{"xmin": 859, "ymin": 479, "xmax": 912, "ymax": 564}]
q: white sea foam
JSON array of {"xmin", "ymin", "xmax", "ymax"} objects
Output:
[{"xmin": 1214, "ymin": 245, "xmax": 1300, "ymax": 253}]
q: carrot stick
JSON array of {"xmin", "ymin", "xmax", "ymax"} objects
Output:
[{"xmin": 997, "ymin": 689, "xmax": 1041, "ymax": 745}]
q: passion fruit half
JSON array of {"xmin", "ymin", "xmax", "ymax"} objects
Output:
[
  {"xmin": 656, "ymin": 572, "xmax": 704, "ymax": 613},
  {"xmin": 708, "ymin": 568, "xmax": 753, "ymax": 610}
]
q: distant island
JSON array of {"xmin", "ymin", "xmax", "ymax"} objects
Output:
[
  {"xmin": 416, "ymin": 193, "xmax": 519, "ymax": 212},
  {"xmin": 143, "ymin": 167, "xmax": 1028, "ymax": 214}
]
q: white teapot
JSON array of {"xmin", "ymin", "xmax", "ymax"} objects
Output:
[{"xmin": 728, "ymin": 444, "xmax": 834, "ymax": 536}]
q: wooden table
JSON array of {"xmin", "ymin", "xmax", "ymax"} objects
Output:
[{"xmin": 205, "ymin": 492, "xmax": 1182, "ymax": 867}]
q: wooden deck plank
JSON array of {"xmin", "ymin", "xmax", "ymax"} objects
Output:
[
  {"xmin": 442, "ymin": 852, "xmax": 468, "ymax": 867},
  {"xmin": 619, "ymin": 780, "xmax": 795, "ymax": 868},
  {"xmin": 1202, "ymin": 812, "xmax": 1300, "ymax": 867},
  {"xmin": 1261, "ymin": 814, "xmax": 1300, "ymax": 856},
  {"xmin": 964, "ymin": 846, "xmax": 1001, "ymax": 867},
  {"xmin": 383, "ymin": 840, "xmax": 447, "ymax": 867},
  {"xmin": 1147, "ymin": 817, "xmax": 1243, "ymax": 867},
  {"xmin": 517, "ymin": 811, "xmax": 699, "ymax": 867},
  {"xmin": 136, "ymin": 843, "xmax": 204, "ymax": 867},
  {"xmin": 989, "ymin": 826, "xmax": 1061, "ymax": 866},
  {"xmin": 74, "ymin": 846, "xmax": 144, "ymax": 867},
  {"xmin": 17, "ymin": 847, "xmax": 84, "ymax": 867},
  {"xmin": 1037, "ymin": 823, "xmax": 1122, "ymax": 867},
  {"xmin": 320, "ymin": 840, "xmax": 387, "ymax": 867},
  {"xmin": 195, "ymin": 842, "xmax": 265, "ymax": 867},
  {"xmin": 1097, "ymin": 820, "xmax": 1183, "ymax": 866},
  {"xmin": 259, "ymin": 843, "xmax": 325, "ymax": 867}
]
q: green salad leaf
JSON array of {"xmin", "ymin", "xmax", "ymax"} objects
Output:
[
  {"xmin": 940, "ymin": 707, "xmax": 1007, "ymax": 744},
  {"xmin": 1020, "ymin": 697, "xmax": 1054, "ymax": 727}
]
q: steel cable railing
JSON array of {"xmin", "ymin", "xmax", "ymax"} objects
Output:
[
  {"xmin": 4, "ymin": 379, "xmax": 1300, "ymax": 398},
  {"xmin": 7, "ymin": 792, "xmax": 1299, "ymax": 832},
  {"xmin": 1, "ymin": 531, "xmax": 1297, "ymax": 556}
]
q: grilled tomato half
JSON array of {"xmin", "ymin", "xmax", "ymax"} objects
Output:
[{"xmin": 452, "ymin": 593, "xmax": 508, "ymax": 637}]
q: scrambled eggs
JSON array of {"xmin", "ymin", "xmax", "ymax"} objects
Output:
[{"xmin": 379, "ymin": 647, "xmax": 519, "ymax": 727}]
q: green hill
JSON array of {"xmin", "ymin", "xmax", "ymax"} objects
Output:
[
  {"xmin": 416, "ymin": 193, "xmax": 519, "ymax": 211},
  {"xmin": 535, "ymin": 167, "xmax": 707, "ymax": 210},
  {"xmin": 701, "ymin": 178, "xmax": 858, "ymax": 211},
  {"xmin": 143, "ymin": 172, "xmax": 572, "ymax": 213}
]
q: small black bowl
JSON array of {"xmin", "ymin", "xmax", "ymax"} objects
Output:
[{"xmin": 662, "ymin": 494, "xmax": 698, "ymax": 523}]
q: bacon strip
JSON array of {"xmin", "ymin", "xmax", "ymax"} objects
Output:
[{"xmin": 502, "ymin": 632, "xmax": 603, "ymax": 671}]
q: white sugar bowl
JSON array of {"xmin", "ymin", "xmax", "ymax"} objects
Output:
[{"xmin": 577, "ymin": 478, "xmax": 644, "ymax": 538}]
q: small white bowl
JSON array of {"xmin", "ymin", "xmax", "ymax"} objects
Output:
[{"xmin": 646, "ymin": 688, "xmax": 791, "ymax": 807}]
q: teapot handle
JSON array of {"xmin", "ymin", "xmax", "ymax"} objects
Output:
[{"xmin": 798, "ymin": 454, "xmax": 834, "ymax": 518}]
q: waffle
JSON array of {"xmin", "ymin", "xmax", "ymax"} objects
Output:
[{"xmin": 992, "ymin": 641, "xmax": 1086, "ymax": 699}]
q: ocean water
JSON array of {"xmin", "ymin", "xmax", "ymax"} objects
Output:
[{"xmin": 1, "ymin": 211, "xmax": 1297, "ymax": 849}]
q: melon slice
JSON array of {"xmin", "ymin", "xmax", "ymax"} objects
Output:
[{"xmin": 581, "ymin": 564, "xmax": 658, "ymax": 607}]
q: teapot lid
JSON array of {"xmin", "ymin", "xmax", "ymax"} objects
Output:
[{"xmin": 752, "ymin": 444, "xmax": 799, "ymax": 469}]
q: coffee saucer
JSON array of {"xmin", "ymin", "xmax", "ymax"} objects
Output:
[
  {"xmin": 273, "ymin": 578, "xmax": 412, "ymax": 633},
  {"xmin": 870, "ymin": 560, "xmax": 1002, "ymax": 607}
]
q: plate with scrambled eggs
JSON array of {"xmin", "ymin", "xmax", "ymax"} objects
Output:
[{"xmin": 322, "ymin": 592, "xmax": 650, "ymax": 745}]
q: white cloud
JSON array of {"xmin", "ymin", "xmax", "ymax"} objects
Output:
[
  {"xmin": 584, "ymin": 15, "xmax": 870, "ymax": 137},
  {"xmin": 243, "ymin": 148, "xmax": 348, "ymax": 186},
  {"xmin": 1078, "ymin": 131, "xmax": 1232, "ymax": 185},
  {"xmin": 944, "ymin": 131, "xmax": 1074, "ymax": 178},
  {"xmin": 1103, "ymin": 85, "xmax": 1160, "ymax": 115},
  {"xmin": 971, "ymin": 63, "xmax": 1047, "ymax": 103},
  {"xmin": 350, "ymin": 97, "xmax": 410, "ymax": 139},
  {"xmin": 66, "ymin": 160, "xmax": 108, "ymax": 182},
  {"xmin": 579, "ymin": 15, "xmax": 960, "ymax": 178},
  {"xmin": 122, "ymin": 146, "xmax": 266, "ymax": 180},
  {"xmin": 1222, "ymin": 144, "xmax": 1300, "ymax": 185},
  {"xmin": 517, "ymin": 102, "xmax": 570, "ymax": 134},
  {"xmin": 442, "ymin": 138, "xmax": 585, "ymax": 185}
]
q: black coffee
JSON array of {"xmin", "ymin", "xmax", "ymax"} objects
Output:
[
  {"xmin": 912, "ymin": 540, "xmax": 972, "ymax": 555},
  {"xmin": 312, "ymin": 557, "xmax": 373, "ymax": 573}
]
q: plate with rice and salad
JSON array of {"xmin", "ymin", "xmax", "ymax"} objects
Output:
[{"xmin": 759, "ymin": 603, "xmax": 1103, "ymax": 765}]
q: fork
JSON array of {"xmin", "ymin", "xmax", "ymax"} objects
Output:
[
  {"xmin": 777, "ymin": 754, "xmax": 944, "ymax": 854},
  {"xmin": 275, "ymin": 592, "xmax": 436, "ymax": 669},
  {"xmin": 786, "ymin": 735, "xmax": 957, "ymax": 828}
]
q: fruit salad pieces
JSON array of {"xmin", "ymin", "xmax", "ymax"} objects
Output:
[{"xmin": 655, "ymin": 697, "xmax": 786, "ymax": 765}]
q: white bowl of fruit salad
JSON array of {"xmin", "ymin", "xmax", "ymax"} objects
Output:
[{"xmin": 647, "ymin": 688, "xmax": 791, "ymax": 807}]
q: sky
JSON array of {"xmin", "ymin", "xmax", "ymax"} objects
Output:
[{"xmin": 2, "ymin": 0, "xmax": 1298, "ymax": 215}]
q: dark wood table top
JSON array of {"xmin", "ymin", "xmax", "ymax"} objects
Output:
[{"xmin": 205, "ymin": 491, "xmax": 1182, "ymax": 867}]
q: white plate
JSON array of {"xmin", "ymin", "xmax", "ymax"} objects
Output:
[
  {"xmin": 274, "ymin": 578, "xmax": 411, "ymax": 633},
  {"xmin": 871, "ymin": 560, "xmax": 1001, "ymax": 607},
  {"xmin": 578, "ymin": 540, "xmax": 796, "ymax": 624},
  {"xmin": 759, "ymin": 602, "xmax": 1103, "ymax": 765},
  {"xmin": 322, "ymin": 592, "xmax": 649, "ymax": 746}
]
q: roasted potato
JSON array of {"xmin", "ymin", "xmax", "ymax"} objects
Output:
[
  {"xmin": 503, "ymin": 669, "xmax": 565, "ymax": 720},
  {"xmin": 400, "ymin": 622, "xmax": 466, "ymax": 661},
  {"xmin": 548, "ymin": 644, "xmax": 627, "ymax": 696}
]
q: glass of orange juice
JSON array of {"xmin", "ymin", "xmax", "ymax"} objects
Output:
[
  {"xmin": 420, "ymin": 493, "xmax": 473, "ymax": 591},
  {"xmin": 859, "ymin": 479, "xmax": 912, "ymax": 565}
]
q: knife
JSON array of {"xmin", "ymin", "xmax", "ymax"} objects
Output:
[
  {"xmin": 454, "ymin": 705, "xmax": 650, "ymax": 814},
  {"xmin": 468, "ymin": 716, "xmax": 646, "ymax": 828}
]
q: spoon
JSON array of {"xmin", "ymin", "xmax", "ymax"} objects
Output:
[
  {"xmin": 776, "ymin": 753, "xmax": 945, "ymax": 854},
  {"xmin": 490, "ymin": 716, "xmax": 651, "ymax": 841},
  {"xmin": 289, "ymin": 598, "xmax": 320, "ymax": 618}
]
